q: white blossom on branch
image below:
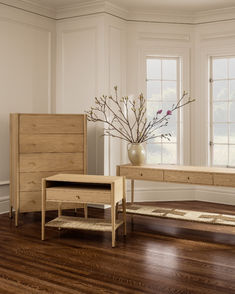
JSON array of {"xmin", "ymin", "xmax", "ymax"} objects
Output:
[{"xmin": 85, "ymin": 87, "xmax": 195, "ymax": 143}]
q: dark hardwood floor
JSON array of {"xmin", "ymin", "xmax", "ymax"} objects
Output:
[{"xmin": 1, "ymin": 201, "xmax": 235, "ymax": 294}]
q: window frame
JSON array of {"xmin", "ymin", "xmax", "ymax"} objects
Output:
[
  {"xmin": 209, "ymin": 55, "xmax": 235, "ymax": 168},
  {"xmin": 145, "ymin": 55, "xmax": 182, "ymax": 165}
]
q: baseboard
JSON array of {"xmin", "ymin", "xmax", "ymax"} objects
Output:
[
  {"xmin": 1, "ymin": 186, "xmax": 235, "ymax": 215},
  {"xmin": 126, "ymin": 184, "xmax": 235, "ymax": 206},
  {"xmin": 126, "ymin": 186, "xmax": 196, "ymax": 202},
  {"xmin": 0, "ymin": 196, "xmax": 9, "ymax": 214},
  {"xmin": 195, "ymin": 186, "xmax": 235, "ymax": 205}
]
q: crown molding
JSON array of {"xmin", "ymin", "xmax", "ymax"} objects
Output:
[
  {"xmin": 56, "ymin": 0, "xmax": 128, "ymax": 20},
  {"xmin": 128, "ymin": 9, "xmax": 194, "ymax": 25},
  {"xmin": 0, "ymin": 0, "xmax": 56, "ymax": 19},
  {"xmin": 194, "ymin": 6, "xmax": 235, "ymax": 24},
  {"xmin": 56, "ymin": 0, "xmax": 105, "ymax": 20},
  {"xmin": 1, "ymin": 0, "xmax": 235, "ymax": 24}
]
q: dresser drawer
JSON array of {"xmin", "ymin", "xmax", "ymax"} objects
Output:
[
  {"xmin": 213, "ymin": 173, "xmax": 235, "ymax": 187},
  {"xmin": 19, "ymin": 115, "xmax": 84, "ymax": 134},
  {"xmin": 20, "ymin": 153, "xmax": 84, "ymax": 172},
  {"xmin": 19, "ymin": 192, "xmax": 84, "ymax": 212},
  {"xmin": 119, "ymin": 166, "xmax": 163, "ymax": 181},
  {"xmin": 19, "ymin": 134, "xmax": 84, "ymax": 153},
  {"xmin": 164, "ymin": 171, "xmax": 213, "ymax": 185},
  {"xmin": 46, "ymin": 187, "xmax": 111, "ymax": 204},
  {"xmin": 19, "ymin": 171, "xmax": 84, "ymax": 192}
]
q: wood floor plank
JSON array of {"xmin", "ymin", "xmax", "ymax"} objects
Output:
[{"xmin": 1, "ymin": 201, "xmax": 235, "ymax": 293}]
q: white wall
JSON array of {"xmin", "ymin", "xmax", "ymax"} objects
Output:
[
  {"xmin": 56, "ymin": 15, "xmax": 108, "ymax": 175},
  {"xmin": 0, "ymin": 3, "xmax": 55, "ymax": 213},
  {"xmin": 2, "ymin": 1, "xmax": 235, "ymax": 214}
]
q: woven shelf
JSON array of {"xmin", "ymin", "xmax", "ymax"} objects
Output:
[{"xmin": 45, "ymin": 216, "xmax": 123, "ymax": 232}]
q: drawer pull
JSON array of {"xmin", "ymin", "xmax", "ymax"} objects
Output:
[
  {"xmin": 187, "ymin": 177, "xmax": 190, "ymax": 180},
  {"xmin": 75, "ymin": 195, "xmax": 80, "ymax": 199},
  {"xmin": 140, "ymin": 173, "xmax": 143, "ymax": 176}
]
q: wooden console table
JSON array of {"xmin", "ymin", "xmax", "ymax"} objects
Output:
[
  {"xmin": 41, "ymin": 174, "xmax": 126, "ymax": 247},
  {"xmin": 116, "ymin": 164, "xmax": 235, "ymax": 210}
]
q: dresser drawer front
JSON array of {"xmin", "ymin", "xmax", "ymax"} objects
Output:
[
  {"xmin": 214, "ymin": 174, "xmax": 235, "ymax": 187},
  {"xmin": 20, "ymin": 115, "xmax": 85, "ymax": 134},
  {"xmin": 19, "ymin": 171, "xmax": 84, "ymax": 192},
  {"xmin": 164, "ymin": 171, "xmax": 213, "ymax": 185},
  {"xmin": 19, "ymin": 192, "xmax": 84, "ymax": 212},
  {"xmin": 20, "ymin": 153, "xmax": 84, "ymax": 172},
  {"xmin": 46, "ymin": 188, "xmax": 111, "ymax": 204},
  {"xmin": 19, "ymin": 134, "xmax": 84, "ymax": 153},
  {"xmin": 119, "ymin": 167, "xmax": 163, "ymax": 181}
]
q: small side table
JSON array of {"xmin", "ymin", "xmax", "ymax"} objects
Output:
[{"xmin": 41, "ymin": 174, "xmax": 126, "ymax": 247}]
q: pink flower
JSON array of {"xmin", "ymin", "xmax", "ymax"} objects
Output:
[
  {"xmin": 166, "ymin": 110, "xmax": 172, "ymax": 115},
  {"xmin": 157, "ymin": 109, "xmax": 162, "ymax": 114}
]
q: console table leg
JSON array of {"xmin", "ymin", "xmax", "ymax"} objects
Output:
[
  {"xmin": 84, "ymin": 204, "xmax": 88, "ymax": 218},
  {"xmin": 131, "ymin": 180, "xmax": 134, "ymax": 204},
  {"xmin": 15, "ymin": 209, "xmax": 19, "ymax": 227},
  {"xmin": 58, "ymin": 202, "xmax": 62, "ymax": 217},
  {"xmin": 58, "ymin": 202, "xmax": 62, "ymax": 231},
  {"xmin": 111, "ymin": 205, "xmax": 116, "ymax": 248},
  {"xmin": 131, "ymin": 180, "xmax": 134, "ymax": 228},
  {"xmin": 123, "ymin": 176, "xmax": 127, "ymax": 236},
  {"xmin": 111, "ymin": 183, "xmax": 116, "ymax": 248},
  {"xmin": 41, "ymin": 179, "xmax": 46, "ymax": 241}
]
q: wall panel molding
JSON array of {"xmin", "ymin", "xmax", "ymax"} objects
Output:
[
  {"xmin": 200, "ymin": 31, "xmax": 235, "ymax": 41},
  {"xmin": 138, "ymin": 32, "xmax": 190, "ymax": 41}
]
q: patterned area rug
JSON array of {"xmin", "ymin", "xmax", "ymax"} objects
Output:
[{"xmin": 121, "ymin": 205, "xmax": 235, "ymax": 226}]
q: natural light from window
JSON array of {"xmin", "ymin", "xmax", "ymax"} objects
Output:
[
  {"xmin": 210, "ymin": 56, "xmax": 235, "ymax": 167},
  {"xmin": 146, "ymin": 57, "xmax": 180, "ymax": 164}
]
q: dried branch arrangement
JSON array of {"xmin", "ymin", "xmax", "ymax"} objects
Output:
[{"xmin": 86, "ymin": 87, "xmax": 195, "ymax": 143}]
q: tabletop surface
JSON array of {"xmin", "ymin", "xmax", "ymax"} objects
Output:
[
  {"xmin": 118, "ymin": 164, "xmax": 235, "ymax": 174},
  {"xmin": 45, "ymin": 174, "xmax": 122, "ymax": 183}
]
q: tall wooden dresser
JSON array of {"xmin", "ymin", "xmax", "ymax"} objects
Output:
[{"xmin": 10, "ymin": 114, "xmax": 87, "ymax": 226}]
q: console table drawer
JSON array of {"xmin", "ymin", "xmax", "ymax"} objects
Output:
[
  {"xmin": 164, "ymin": 171, "xmax": 213, "ymax": 185},
  {"xmin": 213, "ymin": 173, "xmax": 235, "ymax": 187},
  {"xmin": 46, "ymin": 187, "xmax": 111, "ymax": 204},
  {"xmin": 119, "ymin": 167, "xmax": 163, "ymax": 181}
]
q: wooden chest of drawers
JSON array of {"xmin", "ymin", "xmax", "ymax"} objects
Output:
[{"xmin": 10, "ymin": 114, "xmax": 87, "ymax": 226}]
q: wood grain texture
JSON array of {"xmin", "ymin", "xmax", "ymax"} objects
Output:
[
  {"xmin": 214, "ymin": 173, "xmax": 235, "ymax": 187},
  {"xmin": 118, "ymin": 164, "xmax": 235, "ymax": 186},
  {"xmin": 46, "ymin": 187, "xmax": 111, "ymax": 204},
  {"xmin": 19, "ymin": 134, "xmax": 84, "ymax": 153},
  {"xmin": 19, "ymin": 153, "xmax": 84, "ymax": 172},
  {"xmin": 19, "ymin": 115, "xmax": 84, "ymax": 134},
  {"xmin": 19, "ymin": 192, "xmax": 84, "ymax": 213},
  {"xmin": 164, "ymin": 170, "xmax": 213, "ymax": 185},
  {"xmin": 119, "ymin": 166, "xmax": 164, "ymax": 181},
  {"xmin": 20, "ymin": 171, "xmax": 84, "ymax": 192},
  {"xmin": 1, "ymin": 201, "xmax": 235, "ymax": 293},
  {"xmin": 43, "ymin": 175, "xmax": 126, "ymax": 247},
  {"xmin": 10, "ymin": 114, "xmax": 87, "ymax": 225}
]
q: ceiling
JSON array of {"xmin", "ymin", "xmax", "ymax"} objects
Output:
[{"xmin": 29, "ymin": 0, "xmax": 235, "ymax": 12}]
